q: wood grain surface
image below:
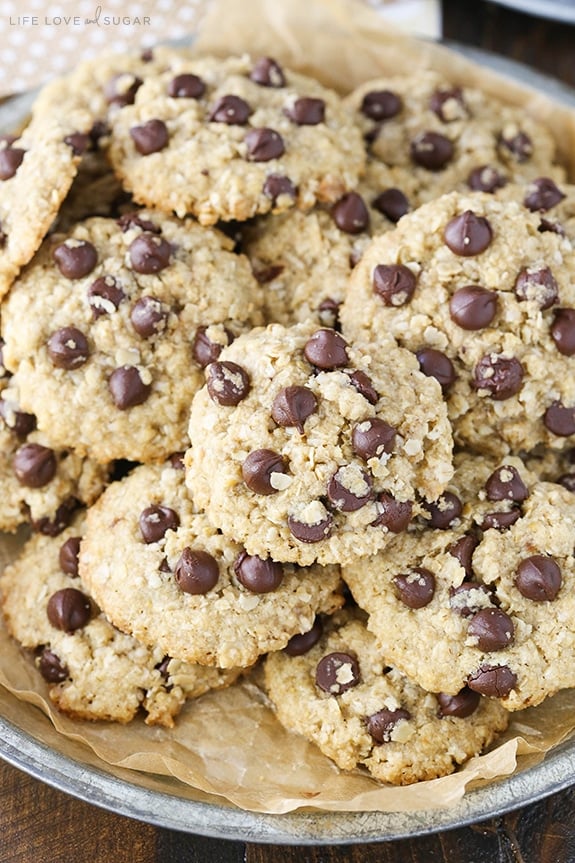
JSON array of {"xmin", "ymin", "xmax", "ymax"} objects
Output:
[{"xmin": 2, "ymin": 1, "xmax": 575, "ymax": 861}]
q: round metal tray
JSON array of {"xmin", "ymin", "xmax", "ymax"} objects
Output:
[
  {"xmin": 487, "ymin": 0, "xmax": 575, "ymax": 24},
  {"xmin": 1, "ymin": 45, "xmax": 575, "ymax": 845}
]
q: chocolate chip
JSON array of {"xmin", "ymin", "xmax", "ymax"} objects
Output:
[
  {"xmin": 53, "ymin": 239, "xmax": 98, "ymax": 279},
  {"xmin": 468, "ymin": 608, "xmax": 514, "ymax": 651},
  {"xmin": 371, "ymin": 188, "xmax": 409, "ymax": 223},
  {"xmin": 104, "ymin": 73, "xmax": 143, "ymax": 107},
  {"xmin": 430, "ymin": 86, "xmax": 468, "ymax": 122},
  {"xmin": 284, "ymin": 618, "xmax": 323, "ymax": 656},
  {"xmin": 130, "ymin": 119, "xmax": 169, "ymax": 155},
  {"xmin": 38, "ymin": 648, "xmax": 68, "ymax": 683},
  {"xmin": 129, "ymin": 233, "xmax": 172, "ymax": 274},
  {"xmin": 242, "ymin": 448, "xmax": 288, "ymax": 495},
  {"xmin": 498, "ymin": 129, "xmax": 532, "ymax": 163},
  {"xmin": 515, "ymin": 554, "xmax": 562, "ymax": 601},
  {"xmin": 352, "ymin": 418, "xmax": 396, "ymax": 460},
  {"xmin": 348, "ymin": 370, "xmax": 379, "ymax": 405},
  {"xmin": 303, "ymin": 329, "xmax": 348, "ymax": 369},
  {"xmin": 117, "ymin": 212, "xmax": 161, "ymax": 234},
  {"xmin": 449, "ymin": 286, "xmax": 498, "ymax": 330},
  {"xmin": 437, "ymin": 688, "xmax": 480, "ymax": 718},
  {"xmin": 192, "ymin": 326, "xmax": 232, "ymax": 367},
  {"xmin": 332, "ymin": 192, "xmax": 370, "ymax": 234},
  {"xmin": 524, "ymin": 177, "xmax": 565, "ymax": 212},
  {"xmin": 480, "ymin": 509, "xmax": 521, "ymax": 531},
  {"xmin": 285, "ymin": 97, "xmax": 325, "ymax": 125},
  {"xmin": 109, "ymin": 365, "xmax": 151, "ymax": 410},
  {"xmin": 410, "ymin": 131, "xmax": 454, "ymax": 170},
  {"xmin": 315, "ymin": 651, "xmax": 360, "ymax": 694},
  {"xmin": 371, "ymin": 493, "xmax": 412, "ymax": 532},
  {"xmin": 31, "ymin": 498, "xmax": 78, "ymax": 537},
  {"xmin": 393, "ymin": 567, "xmax": 435, "ymax": 608},
  {"xmin": 0, "ymin": 225, "xmax": 6, "ymax": 249},
  {"xmin": 485, "ymin": 465, "xmax": 529, "ymax": 502},
  {"xmin": 0, "ymin": 399, "xmax": 36, "ymax": 438},
  {"xmin": 558, "ymin": 472, "xmax": 575, "ymax": 492},
  {"xmin": 360, "ymin": 89, "xmax": 402, "ymax": 121},
  {"xmin": 250, "ymin": 57, "xmax": 286, "ymax": 87},
  {"xmin": 539, "ymin": 218, "xmax": 565, "ymax": 236},
  {"xmin": 467, "ymin": 165, "xmax": 507, "ymax": 193},
  {"xmin": 13, "ymin": 443, "xmax": 57, "ymax": 488},
  {"xmin": 174, "ymin": 547, "xmax": 219, "ymax": 595},
  {"xmin": 372, "ymin": 264, "xmax": 416, "ymax": 306},
  {"xmin": 514, "ymin": 267, "xmax": 558, "ymax": 310},
  {"xmin": 210, "ymin": 94, "xmax": 251, "ymax": 125},
  {"xmin": 444, "ymin": 210, "xmax": 492, "ymax": 256},
  {"xmin": 472, "ymin": 354, "xmax": 524, "ymax": 400},
  {"xmin": 263, "ymin": 174, "xmax": 297, "ymax": 205},
  {"xmin": 47, "ymin": 327, "xmax": 89, "ymax": 369},
  {"xmin": 271, "ymin": 386, "xmax": 318, "ymax": 434},
  {"xmin": 467, "ymin": 664, "xmax": 517, "ymax": 697},
  {"xmin": 416, "ymin": 348, "xmax": 456, "ymax": 393},
  {"xmin": 551, "ymin": 308, "xmax": 575, "ymax": 356},
  {"xmin": 167, "ymin": 73, "xmax": 206, "ymax": 99},
  {"xmin": 245, "ymin": 128, "xmax": 285, "ymax": 161},
  {"xmin": 327, "ymin": 465, "xmax": 374, "ymax": 511},
  {"xmin": 366, "ymin": 707, "xmax": 411, "ymax": 743},
  {"xmin": 206, "ymin": 361, "xmax": 250, "ymax": 406},
  {"xmin": 59, "ymin": 536, "xmax": 81, "ymax": 577},
  {"xmin": 167, "ymin": 452, "xmax": 185, "ymax": 471},
  {"xmin": 318, "ymin": 297, "xmax": 341, "ymax": 328},
  {"xmin": 64, "ymin": 132, "xmax": 90, "ymax": 156},
  {"xmin": 130, "ymin": 296, "xmax": 168, "ymax": 338},
  {"xmin": 423, "ymin": 492, "xmax": 462, "ymax": 529},
  {"xmin": 47, "ymin": 587, "xmax": 91, "ymax": 632},
  {"xmin": 0, "ymin": 146, "xmax": 25, "ymax": 180},
  {"xmin": 87, "ymin": 275, "xmax": 125, "ymax": 319},
  {"xmin": 449, "ymin": 582, "xmax": 493, "ymax": 618},
  {"xmin": 253, "ymin": 264, "xmax": 284, "ymax": 284},
  {"xmin": 447, "ymin": 526, "xmax": 480, "ymax": 564},
  {"xmin": 288, "ymin": 510, "xmax": 333, "ymax": 543},
  {"xmin": 139, "ymin": 504, "xmax": 179, "ymax": 543},
  {"xmin": 234, "ymin": 551, "xmax": 284, "ymax": 593},
  {"xmin": 544, "ymin": 401, "xmax": 575, "ymax": 436}
]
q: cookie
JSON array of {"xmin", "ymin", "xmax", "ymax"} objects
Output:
[
  {"xmin": 79, "ymin": 460, "xmax": 344, "ymax": 668},
  {"xmin": 342, "ymin": 453, "xmax": 575, "ymax": 710},
  {"xmin": 0, "ymin": 107, "xmax": 94, "ymax": 297},
  {"xmin": 0, "ymin": 378, "xmax": 107, "ymax": 535},
  {"xmin": 185, "ymin": 320, "xmax": 453, "ymax": 567},
  {"xmin": 0, "ymin": 517, "xmax": 241, "ymax": 726},
  {"xmin": 243, "ymin": 160, "xmax": 420, "ymax": 325},
  {"xmin": 106, "ymin": 54, "xmax": 366, "ymax": 225},
  {"xmin": 340, "ymin": 191, "xmax": 575, "ymax": 456},
  {"xmin": 345, "ymin": 71, "xmax": 566, "ymax": 205},
  {"xmin": 264, "ymin": 608, "xmax": 509, "ymax": 784},
  {"xmin": 2, "ymin": 210, "xmax": 263, "ymax": 462},
  {"xmin": 495, "ymin": 176, "xmax": 575, "ymax": 240}
]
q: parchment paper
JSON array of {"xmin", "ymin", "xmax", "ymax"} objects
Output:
[{"xmin": 1, "ymin": 0, "xmax": 575, "ymax": 815}]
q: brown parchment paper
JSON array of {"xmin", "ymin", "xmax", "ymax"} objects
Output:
[{"xmin": 2, "ymin": 0, "xmax": 575, "ymax": 816}]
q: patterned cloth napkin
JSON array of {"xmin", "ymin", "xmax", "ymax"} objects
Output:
[{"xmin": 0, "ymin": 0, "xmax": 440, "ymax": 98}]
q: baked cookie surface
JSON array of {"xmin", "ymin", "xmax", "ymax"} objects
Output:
[
  {"xmin": 264, "ymin": 608, "xmax": 509, "ymax": 784},
  {"xmin": 80, "ymin": 461, "xmax": 344, "ymax": 668}
]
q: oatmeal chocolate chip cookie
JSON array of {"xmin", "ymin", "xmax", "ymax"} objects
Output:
[
  {"xmin": 185, "ymin": 321, "xmax": 453, "ymax": 567},
  {"xmin": 2, "ymin": 210, "xmax": 263, "ymax": 463},
  {"xmin": 343, "ymin": 453, "xmax": 575, "ymax": 710},
  {"xmin": 0, "ymin": 517, "xmax": 241, "ymax": 726},
  {"xmin": 345, "ymin": 71, "xmax": 565, "ymax": 206},
  {"xmin": 264, "ymin": 607, "xmax": 508, "ymax": 784},
  {"xmin": 340, "ymin": 191, "xmax": 575, "ymax": 456},
  {"xmin": 0, "ymin": 380, "xmax": 107, "ymax": 535},
  {"xmin": 106, "ymin": 54, "xmax": 366, "ymax": 225},
  {"xmin": 495, "ymin": 176, "xmax": 575, "ymax": 241},
  {"xmin": 244, "ymin": 160, "xmax": 421, "ymax": 326},
  {"xmin": 80, "ymin": 461, "xmax": 344, "ymax": 668},
  {"xmin": 0, "ymin": 107, "xmax": 95, "ymax": 297}
]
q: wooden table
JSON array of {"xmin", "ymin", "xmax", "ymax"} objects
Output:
[{"xmin": 2, "ymin": 1, "xmax": 575, "ymax": 861}]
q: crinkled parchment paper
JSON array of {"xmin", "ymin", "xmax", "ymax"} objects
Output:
[{"xmin": 1, "ymin": 0, "xmax": 575, "ymax": 815}]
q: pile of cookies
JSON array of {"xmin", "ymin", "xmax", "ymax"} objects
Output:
[{"xmin": 1, "ymin": 43, "xmax": 575, "ymax": 789}]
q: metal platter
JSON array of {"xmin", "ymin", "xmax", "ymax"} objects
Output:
[
  {"xmin": 1, "ymin": 45, "xmax": 575, "ymax": 845},
  {"xmin": 486, "ymin": 0, "xmax": 575, "ymax": 24}
]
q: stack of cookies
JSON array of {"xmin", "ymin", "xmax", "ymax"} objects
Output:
[{"xmin": 1, "ymin": 44, "xmax": 574, "ymax": 788}]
